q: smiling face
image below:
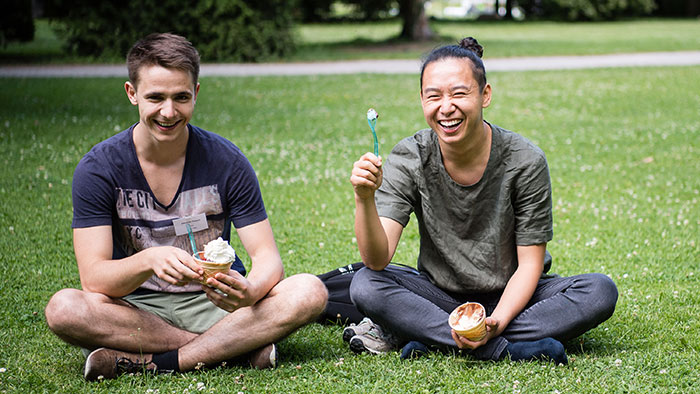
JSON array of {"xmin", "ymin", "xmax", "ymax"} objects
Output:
[
  {"xmin": 420, "ymin": 57, "xmax": 491, "ymax": 147},
  {"xmin": 125, "ymin": 65, "xmax": 199, "ymax": 146}
]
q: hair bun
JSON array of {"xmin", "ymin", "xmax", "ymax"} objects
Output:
[{"xmin": 458, "ymin": 37, "xmax": 483, "ymax": 58}]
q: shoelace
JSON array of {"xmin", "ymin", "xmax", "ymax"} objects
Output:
[
  {"xmin": 116, "ymin": 357, "xmax": 155, "ymax": 375},
  {"xmin": 365, "ymin": 324, "xmax": 397, "ymax": 345}
]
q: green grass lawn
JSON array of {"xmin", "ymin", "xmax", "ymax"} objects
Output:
[
  {"xmin": 2, "ymin": 18, "xmax": 700, "ymax": 64},
  {"xmin": 1, "ymin": 65, "xmax": 699, "ymax": 392},
  {"xmin": 293, "ymin": 18, "xmax": 700, "ymax": 61}
]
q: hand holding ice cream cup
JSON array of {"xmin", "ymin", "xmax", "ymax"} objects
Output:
[
  {"xmin": 192, "ymin": 237, "xmax": 236, "ymax": 284},
  {"xmin": 448, "ymin": 302, "xmax": 487, "ymax": 342}
]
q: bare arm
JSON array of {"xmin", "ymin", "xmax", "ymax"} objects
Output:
[
  {"xmin": 351, "ymin": 153, "xmax": 404, "ymax": 270},
  {"xmin": 74, "ymin": 226, "xmax": 204, "ymax": 297},
  {"xmin": 202, "ymin": 219, "xmax": 284, "ymax": 311},
  {"xmin": 452, "ymin": 243, "xmax": 545, "ymax": 349}
]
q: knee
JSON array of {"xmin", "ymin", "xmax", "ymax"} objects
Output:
[
  {"xmin": 44, "ymin": 288, "xmax": 88, "ymax": 335},
  {"xmin": 282, "ymin": 273, "xmax": 328, "ymax": 319},
  {"xmin": 348, "ymin": 267, "xmax": 384, "ymax": 312},
  {"xmin": 584, "ymin": 273, "xmax": 618, "ymax": 320}
]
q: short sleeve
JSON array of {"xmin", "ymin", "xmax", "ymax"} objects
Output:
[
  {"xmin": 513, "ymin": 152, "xmax": 553, "ymax": 245},
  {"xmin": 72, "ymin": 154, "xmax": 115, "ymax": 228},
  {"xmin": 375, "ymin": 139, "xmax": 420, "ymax": 227},
  {"xmin": 225, "ymin": 150, "xmax": 267, "ymax": 229}
]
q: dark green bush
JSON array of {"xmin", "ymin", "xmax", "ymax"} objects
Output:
[
  {"xmin": 1, "ymin": 0, "xmax": 35, "ymax": 46},
  {"xmin": 519, "ymin": 0, "xmax": 656, "ymax": 20},
  {"xmin": 44, "ymin": 0, "xmax": 297, "ymax": 61},
  {"xmin": 297, "ymin": 0, "xmax": 395, "ymax": 21}
]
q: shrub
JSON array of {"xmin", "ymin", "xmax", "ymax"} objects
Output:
[
  {"xmin": 519, "ymin": 0, "xmax": 656, "ymax": 20},
  {"xmin": 1, "ymin": 0, "xmax": 35, "ymax": 46},
  {"xmin": 43, "ymin": 0, "xmax": 297, "ymax": 61}
]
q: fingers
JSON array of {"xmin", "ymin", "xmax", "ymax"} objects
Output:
[
  {"xmin": 202, "ymin": 286, "xmax": 235, "ymax": 312},
  {"xmin": 149, "ymin": 247, "xmax": 204, "ymax": 285},
  {"xmin": 202, "ymin": 271, "xmax": 251, "ymax": 312},
  {"xmin": 451, "ymin": 329, "xmax": 491, "ymax": 350},
  {"xmin": 172, "ymin": 247, "xmax": 204, "ymax": 277},
  {"xmin": 350, "ymin": 153, "xmax": 383, "ymax": 194}
]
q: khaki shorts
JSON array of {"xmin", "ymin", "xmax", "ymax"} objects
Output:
[
  {"xmin": 81, "ymin": 290, "xmax": 228, "ymax": 357},
  {"xmin": 123, "ymin": 290, "xmax": 229, "ymax": 334}
]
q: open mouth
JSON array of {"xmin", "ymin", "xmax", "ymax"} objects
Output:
[
  {"xmin": 438, "ymin": 119, "xmax": 463, "ymax": 130},
  {"xmin": 155, "ymin": 120, "xmax": 180, "ymax": 129}
]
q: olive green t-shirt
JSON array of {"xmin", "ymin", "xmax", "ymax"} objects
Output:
[{"xmin": 376, "ymin": 123, "xmax": 553, "ymax": 294}]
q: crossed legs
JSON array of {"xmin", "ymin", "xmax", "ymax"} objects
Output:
[
  {"xmin": 44, "ymin": 273, "xmax": 328, "ymax": 371},
  {"xmin": 350, "ymin": 266, "xmax": 618, "ymax": 360}
]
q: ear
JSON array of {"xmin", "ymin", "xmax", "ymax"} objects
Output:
[
  {"xmin": 125, "ymin": 81, "xmax": 138, "ymax": 106},
  {"xmin": 481, "ymin": 83, "xmax": 492, "ymax": 109},
  {"xmin": 193, "ymin": 82, "xmax": 200, "ymax": 104}
]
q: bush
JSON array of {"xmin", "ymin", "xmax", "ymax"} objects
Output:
[
  {"xmin": 519, "ymin": 0, "xmax": 656, "ymax": 20},
  {"xmin": 297, "ymin": 0, "xmax": 395, "ymax": 21},
  {"xmin": 43, "ymin": 0, "xmax": 297, "ymax": 61},
  {"xmin": 1, "ymin": 0, "xmax": 34, "ymax": 46}
]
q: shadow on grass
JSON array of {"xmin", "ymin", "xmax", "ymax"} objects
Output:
[{"xmin": 291, "ymin": 34, "xmax": 458, "ymax": 62}]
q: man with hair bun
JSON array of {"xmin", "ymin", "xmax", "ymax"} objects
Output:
[
  {"xmin": 347, "ymin": 37, "xmax": 617, "ymax": 363},
  {"xmin": 44, "ymin": 32, "xmax": 328, "ymax": 380}
]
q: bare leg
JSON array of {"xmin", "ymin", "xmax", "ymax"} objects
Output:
[
  {"xmin": 178, "ymin": 273, "xmax": 327, "ymax": 370},
  {"xmin": 45, "ymin": 288, "xmax": 196, "ymax": 353},
  {"xmin": 45, "ymin": 273, "xmax": 327, "ymax": 371}
]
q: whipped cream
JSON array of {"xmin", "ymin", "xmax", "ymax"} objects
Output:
[{"xmin": 203, "ymin": 237, "xmax": 236, "ymax": 263}]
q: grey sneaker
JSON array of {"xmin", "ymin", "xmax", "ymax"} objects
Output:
[
  {"xmin": 249, "ymin": 343, "xmax": 277, "ymax": 369},
  {"xmin": 342, "ymin": 317, "xmax": 376, "ymax": 342},
  {"xmin": 84, "ymin": 348, "xmax": 158, "ymax": 381},
  {"xmin": 349, "ymin": 322, "xmax": 400, "ymax": 354}
]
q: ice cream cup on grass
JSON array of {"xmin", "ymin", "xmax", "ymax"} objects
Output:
[
  {"xmin": 448, "ymin": 302, "xmax": 487, "ymax": 341},
  {"xmin": 193, "ymin": 251, "xmax": 232, "ymax": 283}
]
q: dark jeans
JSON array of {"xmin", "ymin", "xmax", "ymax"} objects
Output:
[{"xmin": 349, "ymin": 266, "xmax": 618, "ymax": 360}]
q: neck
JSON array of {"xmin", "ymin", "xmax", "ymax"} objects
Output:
[
  {"xmin": 132, "ymin": 123, "xmax": 189, "ymax": 165},
  {"xmin": 440, "ymin": 121, "xmax": 491, "ymax": 170}
]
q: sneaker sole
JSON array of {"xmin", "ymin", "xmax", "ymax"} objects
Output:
[
  {"xmin": 342, "ymin": 327, "xmax": 357, "ymax": 342},
  {"xmin": 250, "ymin": 344, "xmax": 277, "ymax": 369},
  {"xmin": 349, "ymin": 337, "xmax": 367, "ymax": 354},
  {"xmin": 349, "ymin": 336, "xmax": 388, "ymax": 355},
  {"xmin": 269, "ymin": 344, "xmax": 277, "ymax": 368}
]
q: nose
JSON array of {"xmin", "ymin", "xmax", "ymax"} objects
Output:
[
  {"xmin": 439, "ymin": 97, "xmax": 455, "ymax": 114},
  {"xmin": 160, "ymin": 99, "xmax": 176, "ymax": 118}
]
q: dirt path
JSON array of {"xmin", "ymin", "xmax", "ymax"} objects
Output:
[{"xmin": 2, "ymin": 51, "xmax": 699, "ymax": 78}]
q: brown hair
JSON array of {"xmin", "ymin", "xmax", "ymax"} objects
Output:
[
  {"xmin": 420, "ymin": 37, "xmax": 486, "ymax": 90},
  {"xmin": 127, "ymin": 33, "xmax": 200, "ymax": 88}
]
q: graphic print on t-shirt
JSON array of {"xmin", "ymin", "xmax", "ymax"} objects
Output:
[{"xmin": 116, "ymin": 184, "xmax": 225, "ymax": 292}]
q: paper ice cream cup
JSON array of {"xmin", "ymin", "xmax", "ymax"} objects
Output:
[
  {"xmin": 193, "ymin": 251, "xmax": 232, "ymax": 283},
  {"xmin": 448, "ymin": 302, "xmax": 487, "ymax": 341}
]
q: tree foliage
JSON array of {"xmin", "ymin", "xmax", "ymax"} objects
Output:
[
  {"xmin": 1, "ymin": 0, "xmax": 34, "ymax": 46},
  {"xmin": 519, "ymin": 0, "xmax": 656, "ymax": 20},
  {"xmin": 43, "ymin": 0, "xmax": 297, "ymax": 61}
]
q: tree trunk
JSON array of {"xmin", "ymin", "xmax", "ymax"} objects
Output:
[
  {"xmin": 503, "ymin": 0, "xmax": 513, "ymax": 19},
  {"xmin": 398, "ymin": 0, "xmax": 435, "ymax": 41},
  {"xmin": 688, "ymin": 0, "xmax": 700, "ymax": 16}
]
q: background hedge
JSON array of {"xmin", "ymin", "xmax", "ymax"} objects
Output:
[
  {"xmin": 518, "ymin": 0, "xmax": 657, "ymax": 20},
  {"xmin": 44, "ymin": 0, "xmax": 297, "ymax": 62}
]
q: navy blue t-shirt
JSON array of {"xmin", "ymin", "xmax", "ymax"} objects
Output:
[{"xmin": 72, "ymin": 124, "xmax": 267, "ymax": 293}]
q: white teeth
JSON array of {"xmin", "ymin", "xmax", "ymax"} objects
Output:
[
  {"xmin": 439, "ymin": 119, "xmax": 462, "ymax": 127},
  {"xmin": 157, "ymin": 121, "xmax": 176, "ymax": 127}
]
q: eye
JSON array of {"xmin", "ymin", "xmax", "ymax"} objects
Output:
[{"xmin": 176, "ymin": 94, "xmax": 191, "ymax": 101}]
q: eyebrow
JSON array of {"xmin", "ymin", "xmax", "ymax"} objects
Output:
[
  {"xmin": 144, "ymin": 90, "xmax": 193, "ymax": 97},
  {"xmin": 422, "ymin": 84, "xmax": 472, "ymax": 94}
]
